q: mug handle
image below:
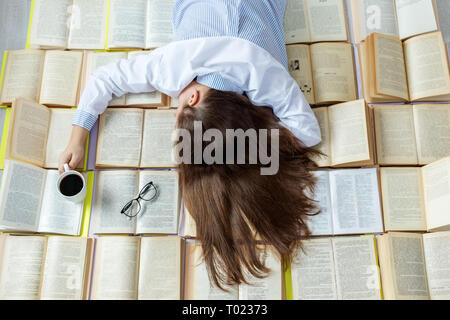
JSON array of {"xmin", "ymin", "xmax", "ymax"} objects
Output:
[{"xmin": 64, "ymin": 163, "xmax": 70, "ymax": 172}]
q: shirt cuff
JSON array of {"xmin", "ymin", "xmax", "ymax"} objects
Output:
[{"xmin": 72, "ymin": 109, "xmax": 98, "ymax": 131}]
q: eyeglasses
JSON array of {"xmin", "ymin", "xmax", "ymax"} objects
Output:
[{"xmin": 121, "ymin": 181, "xmax": 158, "ymax": 219}]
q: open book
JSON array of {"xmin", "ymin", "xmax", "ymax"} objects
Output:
[
  {"xmin": 312, "ymin": 99, "xmax": 375, "ymax": 167},
  {"xmin": 5, "ymin": 98, "xmax": 85, "ymax": 169},
  {"xmin": 92, "ymin": 170, "xmax": 180, "ymax": 235},
  {"xmin": 0, "ymin": 49, "xmax": 83, "ymax": 107},
  {"xmin": 90, "ymin": 236, "xmax": 182, "ymax": 300},
  {"xmin": 291, "ymin": 236, "xmax": 381, "ymax": 300},
  {"xmin": 107, "ymin": 0, "xmax": 175, "ymax": 49},
  {"xmin": 0, "ymin": 160, "xmax": 87, "ymax": 236},
  {"xmin": 359, "ymin": 32, "xmax": 450, "ymax": 102},
  {"xmin": 29, "ymin": 0, "xmax": 108, "ymax": 49},
  {"xmin": 308, "ymin": 168, "xmax": 384, "ymax": 236},
  {"xmin": 28, "ymin": 0, "xmax": 175, "ymax": 49},
  {"xmin": 284, "ymin": 0, "xmax": 348, "ymax": 44},
  {"xmin": 184, "ymin": 243, "xmax": 284, "ymax": 300},
  {"xmin": 373, "ymin": 104, "xmax": 450, "ymax": 165},
  {"xmin": 380, "ymin": 158, "xmax": 450, "ymax": 232},
  {"xmin": 377, "ymin": 232, "xmax": 450, "ymax": 300},
  {"xmin": 82, "ymin": 51, "xmax": 168, "ymax": 107},
  {"xmin": 286, "ymin": 42, "xmax": 357, "ymax": 105},
  {"xmin": 96, "ymin": 108, "xmax": 176, "ymax": 168},
  {"xmin": 0, "ymin": 235, "xmax": 93, "ymax": 300},
  {"xmin": 349, "ymin": 0, "xmax": 439, "ymax": 43}
]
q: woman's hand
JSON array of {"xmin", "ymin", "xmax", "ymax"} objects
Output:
[{"xmin": 58, "ymin": 126, "xmax": 89, "ymax": 174}]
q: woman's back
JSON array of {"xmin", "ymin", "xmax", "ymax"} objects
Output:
[{"xmin": 173, "ymin": 0, "xmax": 289, "ymax": 93}]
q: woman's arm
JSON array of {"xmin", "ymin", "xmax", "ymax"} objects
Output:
[{"xmin": 58, "ymin": 125, "xmax": 89, "ymax": 173}]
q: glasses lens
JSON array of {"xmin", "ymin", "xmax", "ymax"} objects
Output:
[
  {"xmin": 140, "ymin": 183, "xmax": 158, "ymax": 201},
  {"xmin": 121, "ymin": 199, "xmax": 140, "ymax": 218}
]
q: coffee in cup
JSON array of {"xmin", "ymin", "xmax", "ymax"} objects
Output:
[{"xmin": 56, "ymin": 164, "xmax": 87, "ymax": 203}]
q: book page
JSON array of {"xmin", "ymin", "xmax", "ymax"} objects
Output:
[
  {"xmin": 413, "ymin": 104, "xmax": 450, "ymax": 164},
  {"xmin": 0, "ymin": 161, "xmax": 47, "ymax": 232},
  {"xmin": 308, "ymin": 171, "xmax": 333, "ymax": 236},
  {"xmin": 136, "ymin": 171, "xmax": 179, "ymax": 234},
  {"xmin": 91, "ymin": 237, "xmax": 140, "ymax": 300},
  {"xmin": 38, "ymin": 170, "xmax": 84, "ymax": 236},
  {"xmin": 329, "ymin": 168, "xmax": 384, "ymax": 235},
  {"xmin": 328, "ymin": 100, "xmax": 370, "ymax": 166},
  {"xmin": 29, "ymin": 0, "xmax": 70, "ymax": 48},
  {"xmin": 311, "ymin": 108, "xmax": 331, "ymax": 166},
  {"xmin": 67, "ymin": 0, "xmax": 108, "ymax": 49},
  {"xmin": 108, "ymin": 0, "xmax": 147, "ymax": 48},
  {"xmin": 286, "ymin": 45, "xmax": 315, "ymax": 105},
  {"xmin": 39, "ymin": 50, "xmax": 83, "ymax": 107},
  {"xmin": 423, "ymin": 232, "xmax": 450, "ymax": 299},
  {"xmin": 421, "ymin": 157, "xmax": 450, "ymax": 232},
  {"xmin": 182, "ymin": 207, "xmax": 197, "ymax": 238},
  {"xmin": 0, "ymin": 50, "xmax": 45, "ymax": 104},
  {"xmin": 126, "ymin": 51, "xmax": 164, "ymax": 106},
  {"xmin": 384, "ymin": 232, "xmax": 430, "ymax": 299},
  {"xmin": 291, "ymin": 238, "xmax": 337, "ymax": 300},
  {"xmin": 40, "ymin": 237, "xmax": 88, "ymax": 300},
  {"xmin": 92, "ymin": 171, "xmax": 138, "ymax": 234},
  {"xmin": 307, "ymin": 0, "xmax": 348, "ymax": 42},
  {"xmin": 0, "ymin": 236, "xmax": 46, "ymax": 300},
  {"xmin": 356, "ymin": 0, "xmax": 398, "ymax": 42},
  {"xmin": 84, "ymin": 51, "xmax": 127, "ymax": 106},
  {"xmin": 138, "ymin": 237, "xmax": 181, "ymax": 300},
  {"xmin": 373, "ymin": 33, "xmax": 409, "ymax": 100},
  {"xmin": 140, "ymin": 110, "xmax": 177, "ymax": 168},
  {"xmin": 238, "ymin": 247, "xmax": 282, "ymax": 300},
  {"xmin": 184, "ymin": 243, "xmax": 239, "ymax": 300},
  {"xmin": 284, "ymin": 0, "xmax": 311, "ymax": 44},
  {"xmin": 380, "ymin": 168, "xmax": 427, "ymax": 231},
  {"xmin": 396, "ymin": 0, "xmax": 438, "ymax": 40},
  {"xmin": 8, "ymin": 99, "xmax": 50, "ymax": 167},
  {"xmin": 332, "ymin": 236, "xmax": 381, "ymax": 300},
  {"xmin": 310, "ymin": 43, "xmax": 357, "ymax": 103},
  {"xmin": 404, "ymin": 32, "xmax": 450, "ymax": 101},
  {"xmin": 96, "ymin": 108, "xmax": 144, "ymax": 168},
  {"xmin": 373, "ymin": 105, "xmax": 418, "ymax": 165},
  {"xmin": 45, "ymin": 109, "xmax": 77, "ymax": 168},
  {"xmin": 145, "ymin": 0, "xmax": 175, "ymax": 48}
]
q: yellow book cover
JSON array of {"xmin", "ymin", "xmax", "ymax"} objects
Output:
[
  {"xmin": 0, "ymin": 107, "xmax": 11, "ymax": 170},
  {"xmin": 25, "ymin": 0, "xmax": 36, "ymax": 50},
  {"xmin": 105, "ymin": 0, "xmax": 110, "ymax": 50},
  {"xmin": 79, "ymin": 171, "xmax": 95, "ymax": 237},
  {"xmin": 284, "ymin": 261, "xmax": 293, "ymax": 300},
  {"xmin": 0, "ymin": 51, "xmax": 7, "ymax": 95}
]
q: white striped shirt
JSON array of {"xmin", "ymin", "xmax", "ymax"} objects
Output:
[{"xmin": 74, "ymin": 0, "xmax": 321, "ymax": 147}]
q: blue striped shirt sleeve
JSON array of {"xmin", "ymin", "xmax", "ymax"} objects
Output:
[{"xmin": 72, "ymin": 109, "xmax": 98, "ymax": 131}]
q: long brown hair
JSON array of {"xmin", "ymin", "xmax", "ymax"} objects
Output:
[{"xmin": 176, "ymin": 89, "xmax": 321, "ymax": 290}]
